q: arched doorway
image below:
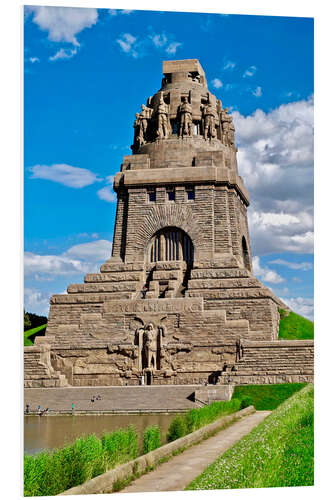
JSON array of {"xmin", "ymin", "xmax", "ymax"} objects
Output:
[{"xmin": 148, "ymin": 227, "xmax": 194, "ymax": 264}]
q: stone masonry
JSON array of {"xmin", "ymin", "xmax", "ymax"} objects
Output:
[{"xmin": 24, "ymin": 59, "xmax": 314, "ymax": 388}]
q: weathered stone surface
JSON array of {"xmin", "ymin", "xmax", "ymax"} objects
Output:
[{"xmin": 24, "ymin": 59, "xmax": 313, "ymax": 388}]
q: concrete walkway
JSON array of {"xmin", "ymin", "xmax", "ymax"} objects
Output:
[{"xmin": 120, "ymin": 410, "xmax": 271, "ymax": 493}]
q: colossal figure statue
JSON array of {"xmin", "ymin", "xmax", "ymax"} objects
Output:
[
  {"xmin": 144, "ymin": 323, "xmax": 158, "ymax": 369},
  {"xmin": 221, "ymin": 107, "xmax": 235, "ymax": 147},
  {"xmin": 202, "ymin": 97, "xmax": 217, "ymax": 140},
  {"xmin": 133, "ymin": 112, "xmax": 144, "ymax": 148},
  {"xmin": 156, "ymin": 93, "xmax": 170, "ymax": 139},
  {"xmin": 179, "ymin": 96, "xmax": 192, "ymax": 137}
]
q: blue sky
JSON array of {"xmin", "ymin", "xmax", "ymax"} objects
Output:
[{"xmin": 24, "ymin": 6, "xmax": 314, "ymax": 319}]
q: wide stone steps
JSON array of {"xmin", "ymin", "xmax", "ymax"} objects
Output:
[{"xmin": 24, "ymin": 385, "xmax": 204, "ymax": 412}]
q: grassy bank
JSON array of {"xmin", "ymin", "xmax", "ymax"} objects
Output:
[
  {"xmin": 232, "ymin": 382, "xmax": 306, "ymax": 410},
  {"xmin": 186, "ymin": 383, "xmax": 314, "ymax": 490},
  {"xmin": 24, "ymin": 324, "xmax": 47, "ymax": 346},
  {"xmin": 167, "ymin": 399, "xmax": 243, "ymax": 442},
  {"xmin": 24, "ymin": 426, "xmax": 138, "ymax": 496},
  {"xmin": 279, "ymin": 309, "xmax": 314, "ymax": 340},
  {"xmin": 24, "ymin": 399, "xmax": 245, "ymax": 496}
]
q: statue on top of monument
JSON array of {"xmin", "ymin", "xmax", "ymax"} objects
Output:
[
  {"xmin": 202, "ymin": 96, "xmax": 217, "ymax": 140},
  {"xmin": 221, "ymin": 107, "xmax": 235, "ymax": 147},
  {"xmin": 133, "ymin": 112, "xmax": 144, "ymax": 149},
  {"xmin": 179, "ymin": 96, "xmax": 192, "ymax": 137},
  {"xmin": 156, "ymin": 92, "xmax": 171, "ymax": 139}
]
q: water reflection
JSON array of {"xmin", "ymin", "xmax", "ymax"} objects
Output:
[{"xmin": 24, "ymin": 413, "xmax": 178, "ymax": 455}]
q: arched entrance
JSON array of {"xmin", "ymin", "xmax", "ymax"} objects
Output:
[{"xmin": 148, "ymin": 227, "xmax": 194, "ymax": 264}]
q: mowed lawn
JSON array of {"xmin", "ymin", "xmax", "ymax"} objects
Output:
[
  {"xmin": 232, "ymin": 382, "xmax": 307, "ymax": 410},
  {"xmin": 186, "ymin": 384, "xmax": 314, "ymax": 490}
]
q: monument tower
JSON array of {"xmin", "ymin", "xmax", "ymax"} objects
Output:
[{"xmin": 25, "ymin": 60, "xmax": 314, "ymax": 388}]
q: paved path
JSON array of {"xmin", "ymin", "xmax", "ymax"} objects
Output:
[{"xmin": 120, "ymin": 411, "xmax": 271, "ymax": 493}]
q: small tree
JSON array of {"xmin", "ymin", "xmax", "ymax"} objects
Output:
[{"xmin": 24, "ymin": 310, "xmax": 31, "ymax": 331}]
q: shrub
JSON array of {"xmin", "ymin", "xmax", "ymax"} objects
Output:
[
  {"xmin": 167, "ymin": 416, "xmax": 187, "ymax": 442},
  {"xmin": 143, "ymin": 425, "xmax": 161, "ymax": 454},
  {"xmin": 240, "ymin": 396, "xmax": 253, "ymax": 409}
]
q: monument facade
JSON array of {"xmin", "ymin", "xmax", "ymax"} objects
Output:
[{"xmin": 24, "ymin": 60, "xmax": 314, "ymax": 388}]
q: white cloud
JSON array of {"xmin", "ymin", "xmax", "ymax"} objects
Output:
[
  {"xmin": 269, "ymin": 259, "xmax": 312, "ymax": 271},
  {"xmin": 29, "ymin": 57, "xmax": 40, "ymax": 63},
  {"xmin": 64, "ymin": 240, "xmax": 112, "ymax": 262},
  {"xmin": 150, "ymin": 34, "xmax": 168, "ymax": 48},
  {"xmin": 24, "ymin": 240, "xmax": 112, "ymax": 278},
  {"xmin": 116, "ymin": 33, "xmax": 138, "ymax": 56},
  {"xmin": 29, "ymin": 163, "xmax": 102, "ymax": 188},
  {"xmin": 252, "ymin": 86, "xmax": 262, "ymax": 97},
  {"xmin": 49, "ymin": 47, "xmax": 78, "ymax": 61},
  {"xmin": 109, "ymin": 9, "xmax": 133, "ymax": 16},
  {"xmin": 252, "ymin": 256, "xmax": 285, "ymax": 284},
  {"xmin": 24, "ymin": 288, "xmax": 51, "ymax": 315},
  {"xmin": 97, "ymin": 186, "xmax": 117, "ymax": 203},
  {"xmin": 233, "ymin": 96, "xmax": 314, "ymax": 255},
  {"xmin": 223, "ymin": 60, "xmax": 236, "ymax": 70},
  {"xmin": 212, "ymin": 78, "xmax": 223, "ymax": 89},
  {"xmin": 165, "ymin": 42, "xmax": 182, "ymax": 55},
  {"xmin": 26, "ymin": 6, "xmax": 98, "ymax": 47},
  {"xmin": 243, "ymin": 65, "xmax": 257, "ymax": 78},
  {"xmin": 281, "ymin": 297, "xmax": 314, "ymax": 321}
]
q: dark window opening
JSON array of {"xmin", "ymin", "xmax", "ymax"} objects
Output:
[
  {"xmin": 187, "ymin": 189, "xmax": 195, "ymax": 201},
  {"xmin": 167, "ymin": 188, "xmax": 175, "ymax": 202},
  {"xmin": 242, "ymin": 236, "xmax": 251, "ymax": 271},
  {"xmin": 170, "ymin": 119, "xmax": 178, "ymax": 134},
  {"xmin": 148, "ymin": 189, "xmax": 156, "ymax": 202}
]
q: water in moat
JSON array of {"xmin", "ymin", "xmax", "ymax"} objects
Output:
[{"xmin": 24, "ymin": 413, "xmax": 178, "ymax": 455}]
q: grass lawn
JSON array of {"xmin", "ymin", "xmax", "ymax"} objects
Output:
[
  {"xmin": 186, "ymin": 383, "xmax": 314, "ymax": 490},
  {"xmin": 279, "ymin": 309, "xmax": 314, "ymax": 340},
  {"xmin": 24, "ymin": 324, "xmax": 47, "ymax": 346},
  {"xmin": 232, "ymin": 383, "xmax": 306, "ymax": 410}
]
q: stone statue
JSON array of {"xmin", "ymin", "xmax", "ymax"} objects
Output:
[
  {"xmin": 133, "ymin": 112, "xmax": 144, "ymax": 148},
  {"xmin": 221, "ymin": 108, "xmax": 235, "ymax": 147},
  {"xmin": 144, "ymin": 323, "xmax": 158, "ymax": 369},
  {"xmin": 179, "ymin": 96, "xmax": 192, "ymax": 137},
  {"xmin": 202, "ymin": 98, "xmax": 217, "ymax": 140},
  {"xmin": 156, "ymin": 93, "xmax": 170, "ymax": 139}
]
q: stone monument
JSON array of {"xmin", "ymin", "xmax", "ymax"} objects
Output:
[{"xmin": 24, "ymin": 59, "xmax": 313, "ymax": 388}]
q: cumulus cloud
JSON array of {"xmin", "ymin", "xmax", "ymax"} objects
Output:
[
  {"xmin": 109, "ymin": 9, "xmax": 133, "ymax": 16},
  {"xmin": 29, "ymin": 163, "xmax": 102, "ymax": 188},
  {"xmin": 165, "ymin": 42, "xmax": 182, "ymax": 55},
  {"xmin": 212, "ymin": 78, "xmax": 223, "ymax": 89},
  {"xmin": 29, "ymin": 57, "xmax": 40, "ymax": 63},
  {"xmin": 281, "ymin": 297, "xmax": 314, "ymax": 321},
  {"xmin": 252, "ymin": 256, "xmax": 285, "ymax": 284},
  {"xmin": 233, "ymin": 96, "xmax": 314, "ymax": 255},
  {"xmin": 25, "ymin": 6, "xmax": 98, "ymax": 47},
  {"xmin": 269, "ymin": 259, "xmax": 312, "ymax": 271},
  {"xmin": 243, "ymin": 65, "xmax": 257, "ymax": 78},
  {"xmin": 24, "ymin": 240, "xmax": 112, "ymax": 278},
  {"xmin": 24, "ymin": 287, "xmax": 51, "ymax": 315}
]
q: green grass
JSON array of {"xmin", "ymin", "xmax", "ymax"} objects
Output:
[
  {"xmin": 24, "ymin": 426, "xmax": 138, "ymax": 497},
  {"xmin": 279, "ymin": 309, "xmax": 314, "ymax": 340},
  {"xmin": 167, "ymin": 399, "xmax": 242, "ymax": 442},
  {"xmin": 186, "ymin": 383, "xmax": 314, "ymax": 490},
  {"xmin": 143, "ymin": 425, "xmax": 161, "ymax": 454},
  {"xmin": 232, "ymin": 383, "xmax": 306, "ymax": 410},
  {"xmin": 24, "ymin": 324, "xmax": 47, "ymax": 346}
]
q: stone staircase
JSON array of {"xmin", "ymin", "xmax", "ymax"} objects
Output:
[
  {"xmin": 24, "ymin": 385, "xmax": 204, "ymax": 412},
  {"xmin": 24, "ymin": 345, "xmax": 68, "ymax": 388},
  {"xmin": 145, "ymin": 261, "xmax": 187, "ymax": 299},
  {"xmin": 219, "ymin": 340, "xmax": 314, "ymax": 385}
]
